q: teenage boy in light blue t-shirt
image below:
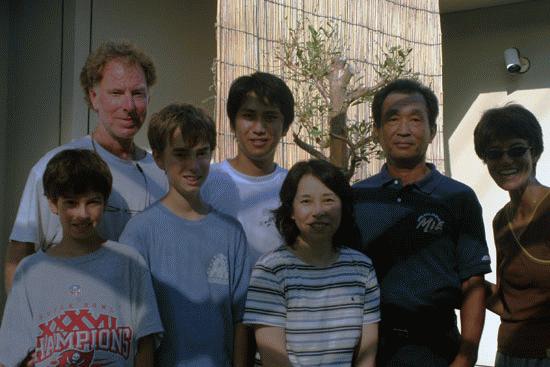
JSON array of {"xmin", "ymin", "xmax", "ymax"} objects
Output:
[{"xmin": 120, "ymin": 103, "xmax": 251, "ymax": 367}]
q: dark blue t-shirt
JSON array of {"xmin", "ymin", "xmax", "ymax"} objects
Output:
[{"xmin": 353, "ymin": 164, "xmax": 491, "ymax": 312}]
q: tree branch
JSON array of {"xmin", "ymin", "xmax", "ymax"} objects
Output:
[{"xmin": 292, "ymin": 133, "xmax": 329, "ymax": 161}]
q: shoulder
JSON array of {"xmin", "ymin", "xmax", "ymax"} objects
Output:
[
  {"xmin": 102, "ymin": 240, "xmax": 149, "ymax": 268},
  {"xmin": 339, "ymin": 247, "xmax": 375, "ymax": 267},
  {"xmin": 431, "ymin": 170, "xmax": 477, "ymax": 197},
  {"xmin": 207, "ymin": 209, "xmax": 245, "ymax": 233},
  {"xmin": 353, "ymin": 172, "xmax": 384, "ymax": 190},
  {"xmin": 255, "ymin": 246, "xmax": 294, "ymax": 269},
  {"xmin": 123, "ymin": 203, "xmax": 165, "ymax": 230},
  {"xmin": 28, "ymin": 137, "xmax": 91, "ymax": 176}
]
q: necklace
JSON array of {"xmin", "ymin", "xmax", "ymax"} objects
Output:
[{"xmin": 505, "ymin": 189, "xmax": 550, "ymax": 265}]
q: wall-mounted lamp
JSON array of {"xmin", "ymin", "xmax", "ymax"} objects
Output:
[{"xmin": 504, "ymin": 48, "xmax": 530, "ymax": 73}]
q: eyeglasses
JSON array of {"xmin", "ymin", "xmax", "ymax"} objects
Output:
[{"xmin": 484, "ymin": 146, "xmax": 531, "ymax": 161}]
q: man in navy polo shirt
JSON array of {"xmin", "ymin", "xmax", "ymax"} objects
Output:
[{"xmin": 353, "ymin": 79, "xmax": 491, "ymax": 367}]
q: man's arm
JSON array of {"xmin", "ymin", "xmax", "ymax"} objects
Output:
[
  {"xmin": 450, "ymin": 275, "xmax": 486, "ymax": 367},
  {"xmin": 353, "ymin": 323, "xmax": 378, "ymax": 367},
  {"xmin": 233, "ymin": 323, "xmax": 255, "ymax": 367},
  {"xmin": 134, "ymin": 335, "xmax": 154, "ymax": 367},
  {"xmin": 254, "ymin": 325, "xmax": 291, "ymax": 367},
  {"xmin": 4, "ymin": 240, "xmax": 35, "ymax": 292}
]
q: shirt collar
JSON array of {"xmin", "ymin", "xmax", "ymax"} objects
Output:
[{"xmin": 379, "ymin": 163, "xmax": 442, "ymax": 194}]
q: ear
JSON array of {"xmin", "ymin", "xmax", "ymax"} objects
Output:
[
  {"xmin": 89, "ymin": 88, "xmax": 99, "ymax": 111},
  {"xmin": 152, "ymin": 150, "xmax": 165, "ymax": 171},
  {"xmin": 48, "ymin": 199, "xmax": 59, "ymax": 216}
]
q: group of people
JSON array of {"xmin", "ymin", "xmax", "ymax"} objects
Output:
[{"xmin": 0, "ymin": 40, "xmax": 547, "ymax": 367}]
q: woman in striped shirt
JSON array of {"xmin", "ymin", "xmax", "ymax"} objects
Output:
[{"xmin": 243, "ymin": 159, "xmax": 380, "ymax": 367}]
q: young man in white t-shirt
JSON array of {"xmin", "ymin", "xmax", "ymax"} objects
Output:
[{"xmin": 201, "ymin": 72, "xmax": 295, "ymax": 263}]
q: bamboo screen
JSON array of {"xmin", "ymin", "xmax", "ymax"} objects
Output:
[{"xmin": 215, "ymin": 0, "xmax": 443, "ymax": 179}]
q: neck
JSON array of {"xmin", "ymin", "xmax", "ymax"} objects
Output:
[
  {"xmin": 161, "ymin": 189, "xmax": 209, "ymax": 220},
  {"xmin": 508, "ymin": 180, "xmax": 548, "ymax": 221},
  {"xmin": 229, "ymin": 155, "xmax": 275, "ymax": 177},
  {"xmin": 48, "ymin": 234, "xmax": 104, "ymax": 258},
  {"xmin": 386, "ymin": 161, "xmax": 430, "ymax": 186},
  {"xmin": 92, "ymin": 127, "xmax": 141, "ymax": 161},
  {"xmin": 291, "ymin": 236, "xmax": 337, "ymax": 267}
]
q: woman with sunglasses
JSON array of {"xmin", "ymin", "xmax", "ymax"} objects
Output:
[
  {"xmin": 243, "ymin": 159, "xmax": 380, "ymax": 366},
  {"xmin": 474, "ymin": 104, "xmax": 550, "ymax": 367}
]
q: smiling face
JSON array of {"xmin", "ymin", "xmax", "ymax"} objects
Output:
[
  {"xmin": 291, "ymin": 174, "xmax": 342, "ymax": 245},
  {"xmin": 154, "ymin": 128, "xmax": 212, "ymax": 200},
  {"xmin": 376, "ymin": 92, "xmax": 435, "ymax": 168},
  {"xmin": 485, "ymin": 138, "xmax": 536, "ymax": 192},
  {"xmin": 89, "ymin": 58, "xmax": 149, "ymax": 142},
  {"xmin": 233, "ymin": 93, "xmax": 287, "ymax": 170},
  {"xmin": 48, "ymin": 192, "xmax": 105, "ymax": 242}
]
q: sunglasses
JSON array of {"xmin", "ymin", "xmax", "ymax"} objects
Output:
[{"xmin": 484, "ymin": 146, "xmax": 531, "ymax": 161}]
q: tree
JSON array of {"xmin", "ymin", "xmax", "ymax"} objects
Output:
[{"xmin": 278, "ymin": 20, "xmax": 416, "ymax": 180}]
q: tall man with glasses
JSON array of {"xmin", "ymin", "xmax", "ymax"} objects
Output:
[
  {"xmin": 5, "ymin": 40, "xmax": 168, "ymax": 292},
  {"xmin": 353, "ymin": 79, "xmax": 491, "ymax": 367}
]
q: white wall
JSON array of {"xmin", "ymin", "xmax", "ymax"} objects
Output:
[{"xmin": 442, "ymin": 0, "xmax": 550, "ymax": 364}]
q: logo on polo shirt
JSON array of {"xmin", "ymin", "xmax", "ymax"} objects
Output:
[{"xmin": 416, "ymin": 213, "xmax": 444, "ymax": 234}]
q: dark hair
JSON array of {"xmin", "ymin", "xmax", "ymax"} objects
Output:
[
  {"xmin": 274, "ymin": 159, "xmax": 360, "ymax": 249},
  {"xmin": 227, "ymin": 72, "xmax": 295, "ymax": 132},
  {"xmin": 80, "ymin": 40, "xmax": 156, "ymax": 108},
  {"xmin": 148, "ymin": 103, "xmax": 216, "ymax": 154},
  {"xmin": 474, "ymin": 104, "xmax": 543, "ymax": 163},
  {"xmin": 372, "ymin": 78, "xmax": 439, "ymax": 134},
  {"xmin": 43, "ymin": 149, "xmax": 112, "ymax": 202}
]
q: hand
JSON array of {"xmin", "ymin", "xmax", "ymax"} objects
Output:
[{"xmin": 21, "ymin": 350, "xmax": 36, "ymax": 367}]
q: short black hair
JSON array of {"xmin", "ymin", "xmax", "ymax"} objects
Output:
[
  {"xmin": 148, "ymin": 103, "xmax": 216, "ymax": 154},
  {"xmin": 43, "ymin": 149, "xmax": 112, "ymax": 202},
  {"xmin": 274, "ymin": 159, "xmax": 360, "ymax": 249},
  {"xmin": 226, "ymin": 72, "xmax": 294, "ymax": 132},
  {"xmin": 474, "ymin": 104, "xmax": 543, "ymax": 162},
  {"xmin": 372, "ymin": 78, "xmax": 439, "ymax": 134}
]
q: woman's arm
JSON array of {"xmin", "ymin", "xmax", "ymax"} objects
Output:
[
  {"xmin": 353, "ymin": 323, "xmax": 378, "ymax": 367},
  {"xmin": 134, "ymin": 335, "xmax": 155, "ymax": 367},
  {"xmin": 485, "ymin": 279, "xmax": 504, "ymax": 316},
  {"xmin": 255, "ymin": 325, "xmax": 292, "ymax": 367}
]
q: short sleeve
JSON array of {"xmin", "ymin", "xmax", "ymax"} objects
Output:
[
  {"xmin": 10, "ymin": 166, "xmax": 61, "ymax": 249},
  {"xmin": 456, "ymin": 190, "xmax": 492, "ymax": 280},
  {"xmin": 362, "ymin": 264, "xmax": 381, "ymax": 325},
  {"xmin": 0, "ymin": 266, "xmax": 35, "ymax": 366},
  {"xmin": 132, "ymin": 258, "xmax": 164, "ymax": 342},
  {"xmin": 119, "ymin": 219, "xmax": 148, "ymax": 265},
  {"xmin": 230, "ymin": 227, "xmax": 252, "ymax": 323},
  {"xmin": 243, "ymin": 260, "xmax": 286, "ymax": 328}
]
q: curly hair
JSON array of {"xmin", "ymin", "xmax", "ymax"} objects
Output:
[{"xmin": 80, "ymin": 40, "xmax": 156, "ymax": 108}]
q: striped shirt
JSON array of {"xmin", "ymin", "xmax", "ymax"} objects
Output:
[{"xmin": 244, "ymin": 246, "xmax": 380, "ymax": 366}]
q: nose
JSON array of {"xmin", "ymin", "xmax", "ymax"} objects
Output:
[
  {"xmin": 312, "ymin": 202, "xmax": 326, "ymax": 217},
  {"xmin": 395, "ymin": 120, "xmax": 411, "ymax": 136},
  {"xmin": 75, "ymin": 203, "xmax": 91, "ymax": 219},
  {"xmin": 122, "ymin": 92, "xmax": 137, "ymax": 112},
  {"xmin": 251, "ymin": 118, "xmax": 268, "ymax": 135}
]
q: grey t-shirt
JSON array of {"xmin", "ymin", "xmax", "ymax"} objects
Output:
[{"xmin": 0, "ymin": 241, "xmax": 163, "ymax": 367}]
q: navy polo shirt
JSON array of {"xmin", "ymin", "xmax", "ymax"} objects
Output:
[{"xmin": 353, "ymin": 164, "xmax": 491, "ymax": 312}]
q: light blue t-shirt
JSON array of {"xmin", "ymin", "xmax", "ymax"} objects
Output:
[{"xmin": 120, "ymin": 202, "xmax": 251, "ymax": 367}]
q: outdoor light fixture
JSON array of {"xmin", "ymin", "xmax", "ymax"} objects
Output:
[{"xmin": 504, "ymin": 48, "xmax": 530, "ymax": 74}]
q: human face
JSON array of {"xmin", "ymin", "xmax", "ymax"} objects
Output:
[
  {"xmin": 154, "ymin": 128, "xmax": 212, "ymax": 199},
  {"xmin": 485, "ymin": 138, "xmax": 535, "ymax": 192},
  {"xmin": 89, "ymin": 58, "xmax": 149, "ymax": 142},
  {"xmin": 233, "ymin": 93, "xmax": 287, "ymax": 166},
  {"xmin": 292, "ymin": 174, "xmax": 342, "ymax": 245},
  {"xmin": 48, "ymin": 192, "xmax": 105, "ymax": 241},
  {"xmin": 376, "ymin": 92, "xmax": 435, "ymax": 168}
]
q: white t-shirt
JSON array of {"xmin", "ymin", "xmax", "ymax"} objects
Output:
[
  {"xmin": 10, "ymin": 136, "xmax": 168, "ymax": 249},
  {"xmin": 201, "ymin": 160, "xmax": 287, "ymax": 263}
]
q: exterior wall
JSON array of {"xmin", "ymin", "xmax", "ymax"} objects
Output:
[
  {"xmin": 442, "ymin": 0, "xmax": 550, "ymax": 364},
  {"xmin": 1, "ymin": 1, "xmax": 216, "ymax": 310}
]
